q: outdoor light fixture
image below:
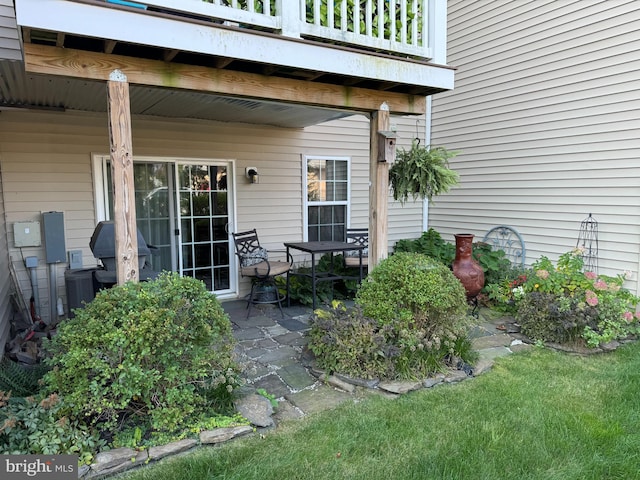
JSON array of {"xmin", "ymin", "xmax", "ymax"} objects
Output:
[{"xmin": 245, "ymin": 167, "xmax": 259, "ymax": 184}]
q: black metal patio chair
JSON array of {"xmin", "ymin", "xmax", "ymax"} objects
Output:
[
  {"xmin": 343, "ymin": 228, "xmax": 368, "ymax": 279},
  {"xmin": 232, "ymin": 229, "xmax": 292, "ymax": 318}
]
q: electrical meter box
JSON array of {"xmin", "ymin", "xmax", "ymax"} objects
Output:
[{"xmin": 13, "ymin": 221, "xmax": 41, "ymax": 247}]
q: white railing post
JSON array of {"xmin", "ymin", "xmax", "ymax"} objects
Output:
[
  {"xmin": 428, "ymin": 0, "xmax": 446, "ymax": 64},
  {"xmin": 278, "ymin": 0, "xmax": 301, "ymax": 38}
]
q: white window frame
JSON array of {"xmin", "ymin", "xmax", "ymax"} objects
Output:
[{"xmin": 302, "ymin": 155, "xmax": 351, "ymax": 242}]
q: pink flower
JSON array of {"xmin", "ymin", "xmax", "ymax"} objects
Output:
[
  {"xmin": 584, "ymin": 271, "xmax": 597, "ymax": 280},
  {"xmin": 593, "ymin": 280, "xmax": 608, "ymax": 291},
  {"xmin": 536, "ymin": 269, "xmax": 549, "ymax": 280},
  {"xmin": 623, "ymin": 311, "xmax": 634, "ymax": 323},
  {"xmin": 585, "ymin": 290, "xmax": 599, "ymax": 306}
]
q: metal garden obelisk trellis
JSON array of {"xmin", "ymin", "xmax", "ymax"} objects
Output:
[{"xmin": 577, "ymin": 214, "xmax": 598, "ymax": 273}]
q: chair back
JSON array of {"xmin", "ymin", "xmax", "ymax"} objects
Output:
[
  {"xmin": 346, "ymin": 228, "xmax": 368, "ymax": 248},
  {"xmin": 232, "ymin": 229, "xmax": 262, "ymax": 258}
]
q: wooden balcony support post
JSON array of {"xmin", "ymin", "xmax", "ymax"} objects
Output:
[
  {"xmin": 107, "ymin": 69, "xmax": 139, "ymax": 285},
  {"xmin": 369, "ymin": 103, "xmax": 391, "ymax": 270}
]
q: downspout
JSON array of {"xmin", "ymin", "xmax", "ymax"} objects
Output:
[{"xmin": 422, "ymin": 95, "xmax": 432, "ymax": 232}]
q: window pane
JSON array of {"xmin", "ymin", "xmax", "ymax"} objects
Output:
[
  {"xmin": 308, "ymin": 206, "xmax": 319, "ymax": 225},
  {"xmin": 306, "ymin": 157, "xmax": 349, "ymax": 242},
  {"xmin": 308, "ymin": 226, "xmax": 320, "ymax": 242},
  {"xmin": 334, "ymin": 181, "xmax": 348, "ymax": 201},
  {"xmin": 194, "ymin": 218, "xmax": 211, "ymax": 242}
]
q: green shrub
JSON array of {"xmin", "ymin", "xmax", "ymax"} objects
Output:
[
  {"xmin": 308, "ymin": 303, "xmax": 390, "ymax": 379},
  {"xmin": 394, "ymin": 228, "xmax": 455, "ymax": 265},
  {"xmin": 472, "ymin": 241, "xmax": 512, "ymax": 287},
  {"xmin": 0, "ymin": 391, "xmax": 105, "ymax": 465},
  {"xmin": 483, "ymin": 269, "xmax": 528, "ymax": 314},
  {"xmin": 516, "ymin": 249, "xmax": 640, "ymax": 347},
  {"xmin": 308, "ymin": 253, "xmax": 477, "ymax": 380},
  {"xmin": 516, "ymin": 292, "xmax": 598, "ymax": 344},
  {"xmin": 394, "ymin": 229, "xmax": 511, "ymax": 292},
  {"xmin": 43, "ymin": 272, "xmax": 240, "ymax": 434}
]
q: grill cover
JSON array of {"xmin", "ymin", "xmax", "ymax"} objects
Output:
[{"xmin": 90, "ymin": 221, "xmax": 152, "ymax": 260}]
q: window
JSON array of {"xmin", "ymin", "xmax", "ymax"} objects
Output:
[{"xmin": 304, "ymin": 156, "xmax": 350, "ymax": 241}]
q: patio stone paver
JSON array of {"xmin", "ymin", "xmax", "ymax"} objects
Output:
[
  {"xmin": 233, "ymin": 327, "xmax": 264, "ymax": 341},
  {"xmin": 477, "ymin": 346, "xmax": 512, "ymax": 361},
  {"xmin": 278, "ymin": 363, "xmax": 317, "ymax": 391},
  {"xmin": 285, "ymin": 384, "xmax": 354, "ymax": 414},
  {"xmin": 252, "ymin": 373, "xmax": 292, "ymax": 399},
  {"xmin": 264, "ymin": 324, "xmax": 291, "ymax": 337},
  {"xmin": 472, "ymin": 333, "xmax": 513, "ymax": 349},
  {"xmin": 274, "ymin": 331, "xmax": 307, "ymax": 347},
  {"xmin": 277, "ymin": 317, "xmax": 309, "ymax": 332},
  {"xmin": 257, "ymin": 345, "xmax": 300, "ymax": 364}
]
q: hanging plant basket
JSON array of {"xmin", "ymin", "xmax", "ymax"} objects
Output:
[{"xmin": 389, "ymin": 140, "xmax": 460, "ymax": 204}]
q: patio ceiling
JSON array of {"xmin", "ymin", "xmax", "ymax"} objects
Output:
[{"xmin": 0, "ymin": 61, "xmax": 355, "ymax": 128}]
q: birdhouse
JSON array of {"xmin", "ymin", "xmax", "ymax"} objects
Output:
[{"xmin": 377, "ymin": 130, "xmax": 397, "ymax": 163}]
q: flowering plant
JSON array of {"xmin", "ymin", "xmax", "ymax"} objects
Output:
[
  {"xmin": 517, "ymin": 249, "xmax": 640, "ymax": 347},
  {"xmin": 484, "ymin": 271, "xmax": 528, "ymax": 314}
]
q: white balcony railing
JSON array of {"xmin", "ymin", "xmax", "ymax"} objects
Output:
[{"xmin": 102, "ymin": 0, "xmax": 446, "ymax": 62}]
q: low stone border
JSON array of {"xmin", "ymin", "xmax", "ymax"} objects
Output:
[{"xmin": 79, "ymin": 425, "xmax": 254, "ymax": 479}]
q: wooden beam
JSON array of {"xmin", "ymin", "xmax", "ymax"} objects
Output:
[
  {"xmin": 369, "ymin": 104, "xmax": 390, "ymax": 270},
  {"xmin": 23, "ymin": 44, "xmax": 426, "ymax": 115},
  {"xmin": 163, "ymin": 49, "xmax": 179, "ymax": 62},
  {"xmin": 107, "ymin": 69, "xmax": 139, "ymax": 285},
  {"xmin": 56, "ymin": 33, "xmax": 65, "ymax": 48},
  {"xmin": 213, "ymin": 57, "xmax": 234, "ymax": 69},
  {"xmin": 105, "ymin": 40, "xmax": 118, "ymax": 54}
]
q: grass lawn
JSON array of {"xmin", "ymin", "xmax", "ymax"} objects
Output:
[{"xmin": 116, "ymin": 342, "xmax": 640, "ymax": 480}]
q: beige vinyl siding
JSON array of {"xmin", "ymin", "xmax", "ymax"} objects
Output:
[
  {"xmin": 0, "ymin": 0, "xmax": 21, "ymax": 61},
  {"xmin": 0, "ymin": 164, "xmax": 10, "ymax": 357},
  {"xmin": 0, "ymin": 109, "xmax": 426, "ymax": 320},
  {"xmin": 429, "ymin": 0, "xmax": 640, "ymax": 293}
]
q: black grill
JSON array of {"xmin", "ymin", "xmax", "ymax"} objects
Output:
[{"xmin": 89, "ymin": 221, "xmax": 158, "ymax": 285}]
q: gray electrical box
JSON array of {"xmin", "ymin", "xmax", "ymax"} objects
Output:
[
  {"xmin": 68, "ymin": 250, "xmax": 83, "ymax": 270},
  {"xmin": 42, "ymin": 212, "xmax": 66, "ymax": 264},
  {"xmin": 13, "ymin": 221, "xmax": 41, "ymax": 247}
]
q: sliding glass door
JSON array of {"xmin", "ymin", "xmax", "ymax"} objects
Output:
[{"xmin": 100, "ymin": 157, "xmax": 234, "ymax": 294}]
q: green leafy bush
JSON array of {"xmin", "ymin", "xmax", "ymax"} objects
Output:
[
  {"xmin": 308, "ymin": 253, "xmax": 477, "ymax": 380},
  {"xmin": 43, "ymin": 272, "xmax": 240, "ymax": 435},
  {"xmin": 472, "ymin": 241, "xmax": 512, "ymax": 287},
  {"xmin": 483, "ymin": 269, "xmax": 528, "ymax": 314},
  {"xmin": 394, "ymin": 228, "xmax": 455, "ymax": 265},
  {"xmin": 0, "ymin": 391, "xmax": 105, "ymax": 465},
  {"xmin": 516, "ymin": 292, "xmax": 598, "ymax": 344},
  {"xmin": 308, "ymin": 303, "xmax": 390, "ymax": 379},
  {"xmin": 516, "ymin": 249, "xmax": 640, "ymax": 347},
  {"xmin": 394, "ymin": 229, "xmax": 511, "ymax": 292}
]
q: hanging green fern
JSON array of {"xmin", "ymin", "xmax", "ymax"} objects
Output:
[{"xmin": 389, "ymin": 141, "xmax": 459, "ymax": 205}]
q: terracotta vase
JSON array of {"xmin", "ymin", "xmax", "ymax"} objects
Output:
[{"xmin": 452, "ymin": 233, "xmax": 485, "ymax": 299}]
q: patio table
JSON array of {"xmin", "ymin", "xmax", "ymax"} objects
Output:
[{"xmin": 284, "ymin": 241, "xmax": 365, "ymax": 310}]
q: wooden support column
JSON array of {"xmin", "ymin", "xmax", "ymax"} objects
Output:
[
  {"xmin": 107, "ymin": 69, "xmax": 139, "ymax": 285},
  {"xmin": 369, "ymin": 103, "xmax": 391, "ymax": 270}
]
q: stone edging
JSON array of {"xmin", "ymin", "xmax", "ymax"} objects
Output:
[{"xmin": 79, "ymin": 425, "xmax": 255, "ymax": 479}]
